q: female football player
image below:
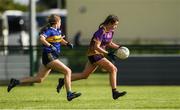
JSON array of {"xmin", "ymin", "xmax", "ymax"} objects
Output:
[
  {"xmin": 7, "ymin": 14, "xmax": 81, "ymax": 101},
  {"xmin": 57, "ymin": 15, "xmax": 126, "ymax": 100}
]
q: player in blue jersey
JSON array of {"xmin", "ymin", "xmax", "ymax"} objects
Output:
[
  {"xmin": 57, "ymin": 15, "xmax": 126, "ymax": 100},
  {"xmin": 7, "ymin": 14, "xmax": 81, "ymax": 101}
]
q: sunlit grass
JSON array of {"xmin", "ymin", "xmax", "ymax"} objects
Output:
[{"xmin": 0, "ymin": 73, "xmax": 180, "ymax": 109}]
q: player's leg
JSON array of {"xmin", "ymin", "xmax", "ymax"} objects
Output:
[
  {"xmin": 20, "ymin": 64, "xmax": 51, "ymax": 83},
  {"xmin": 96, "ymin": 58, "xmax": 117, "ymax": 89},
  {"xmin": 56, "ymin": 61, "xmax": 98, "ymax": 93},
  {"xmin": 71, "ymin": 62, "xmax": 98, "ymax": 81},
  {"xmin": 70, "ymin": 54, "xmax": 104, "ymax": 81},
  {"xmin": 7, "ymin": 64, "xmax": 51, "ymax": 92},
  {"xmin": 47, "ymin": 59, "xmax": 81, "ymax": 101},
  {"xmin": 96, "ymin": 58, "xmax": 126, "ymax": 100},
  {"xmin": 71, "ymin": 54, "xmax": 105, "ymax": 81},
  {"xmin": 47, "ymin": 59, "xmax": 72, "ymax": 92}
]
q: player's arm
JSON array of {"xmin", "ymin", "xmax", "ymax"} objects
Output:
[
  {"xmin": 107, "ymin": 41, "xmax": 120, "ymax": 49},
  {"xmin": 60, "ymin": 36, "xmax": 74, "ymax": 49},
  {"xmin": 60, "ymin": 38, "xmax": 68, "ymax": 45},
  {"xmin": 39, "ymin": 35, "xmax": 51, "ymax": 47},
  {"xmin": 94, "ymin": 39, "xmax": 108, "ymax": 54}
]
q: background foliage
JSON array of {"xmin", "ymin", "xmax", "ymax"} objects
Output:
[
  {"xmin": 0, "ymin": 0, "xmax": 57, "ymax": 13},
  {"xmin": 0, "ymin": 0, "xmax": 27, "ymax": 12}
]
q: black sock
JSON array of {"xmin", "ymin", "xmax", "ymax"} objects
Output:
[
  {"xmin": 112, "ymin": 88, "xmax": 117, "ymax": 93},
  {"xmin": 15, "ymin": 79, "xmax": 20, "ymax": 85},
  {"xmin": 59, "ymin": 78, "xmax": 64, "ymax": 83}
]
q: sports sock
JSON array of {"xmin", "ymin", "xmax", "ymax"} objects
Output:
[
  {"xmin": 112, "ymin": 88, "xmax": 116, "ymax": 92},
  {"xmin": 67, "ymin": 91, "xmax": 72, "ymax": 96},
  {"xmin": 112, "ymin": 88, "xmax": 117, "ymax": 95},
  {"xmin": 14, "ymin": 79, "xmax": 20, "ymax": 85}
]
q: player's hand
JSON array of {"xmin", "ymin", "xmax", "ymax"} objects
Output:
[
  {"xmin": 67, "ymin": 42, "xmax": 73, "ymax": 49},
  {"xmin": 49, "ymin": 44, "xmax": 57, "ymax": 52},
  {"xmin": 107, "ymin": 51, "xmax": 116, "ymax": 61},
  {"xmin": 116, "ymin": 45, "xmax": 122, "ymax": 50}
]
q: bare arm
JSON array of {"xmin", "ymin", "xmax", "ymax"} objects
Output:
[
  {"xmin": 94, "ymin": 39, "xmax": 108, "ymax": 54},
  {"xmin": 107, "ymin": 41, "xmax": 120, "ymax": 49},
  {"xmin": 60, "ymin": 38, "xmax": 69, "ymax": 45},
  {"xmin": 39, "ymin": 35, "xmax": 51, "ymax": 47}
]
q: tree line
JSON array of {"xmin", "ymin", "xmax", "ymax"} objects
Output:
[{"xmin": 0, "ymin": 0, "xmax": 62, "ymax": 13}]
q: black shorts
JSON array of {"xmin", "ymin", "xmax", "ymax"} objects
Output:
[
  {"xmin": 88, "ymin": 54, "xmax": 104, "ymax": 64},
  {"xmin": 42, "ymin": 52, "xmax": 59, "ymax": 66}
]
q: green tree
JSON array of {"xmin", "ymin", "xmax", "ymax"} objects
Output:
[
  {"xmin": 37, "ymin": 0, "xmax": 57, "ymax": 9},
  {"xmin": 0, "ymin": 0, "xmax": 27, "ymax": 12},
  {"xmin": 37, "ymin": 0, "xmax": 66, "ymax": 9}
]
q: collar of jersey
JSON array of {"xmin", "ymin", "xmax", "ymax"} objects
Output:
[{"xmin": 50, "ymin": 27, "xmax": 57, "ymax": 31}]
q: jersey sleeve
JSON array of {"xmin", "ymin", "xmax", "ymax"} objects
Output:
[
  {"xmin": 93, "ymin": 28, "xmax": 104, "ymax": 42},
  {"xmin": 41, "ymin": 30, "xmax": 51, "ymax": 38}
]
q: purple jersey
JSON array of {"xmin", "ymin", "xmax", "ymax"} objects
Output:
[{"xmin": 87, "ymin": 27, "xmax": 114, "ymax": 56}]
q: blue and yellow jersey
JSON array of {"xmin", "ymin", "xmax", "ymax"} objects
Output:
[{"xmin": 41, "ymin": 27, "xmax": 63, "ymax": 53}]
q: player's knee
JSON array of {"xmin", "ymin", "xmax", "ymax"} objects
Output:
[
  {"xmin": 64, "ymin": 68, "xmax": 72, "ymax": 75},
  {"xmin": 113, "ymin": 67, "xmax": 118, "ymax": 73},
  {"xmin": 82, "ymin": 73, "xmax": 89, "ymax": 79},
  {"xmin": 109, "ymin": 66, "xmax": 117, "ymax": 74},
  {"xmin": 65, "ymin": 68, "xmax": 72, "ymax": 74},
  {"xmin": 36, "ymin": 77, "xmax": 44, "ymax": 83}
]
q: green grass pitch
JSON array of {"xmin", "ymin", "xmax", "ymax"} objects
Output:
[{"xmin": 0, "ymin": 73, "xmax": 180, "ymax": 109}]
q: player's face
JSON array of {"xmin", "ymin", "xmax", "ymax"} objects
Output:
[
  {"xmin": 56, "ymin": 19, "xmax": 61, "ymax": 29},
  {"xmin": 110, "ymin": 21, "xmax": 119, "ymax": 31}
]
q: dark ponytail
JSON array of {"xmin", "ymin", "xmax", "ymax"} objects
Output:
[
  {"xmin": 98, "ymin": 22, "xmax": 104, "ymax": 29},
  {"xmin": 99, "ymin": 15, "xmax": 119, "ymax": 29},
  {"xmin": 39, "ymin": 23, "xmax": 51, "ymax": 35}
]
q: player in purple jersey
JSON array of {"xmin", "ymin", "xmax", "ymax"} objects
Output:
[
  {"xmin": 57, "ymin": 15, "xmax": 126, "ymax": 100},
  {"xmin": 7, "ymin": 14, "xmax": 81, "ymax": 101}
]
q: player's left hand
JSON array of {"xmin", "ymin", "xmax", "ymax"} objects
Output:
[
  {"xmin": 117, "ymin": 45, "xmax": 122, "ymax": 49},
  {"xmin": 107, "ymin": 51, "xmax": 116, "ymax": 61},
  {"xmin": 49, "ymin": 44, "xmax": 57, "ymax": 52},
  {"xmin": 67, "ymin": 42, "xmax": 74, "ymax": 49}
]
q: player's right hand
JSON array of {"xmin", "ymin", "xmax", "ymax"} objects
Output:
[{"xmin": 67, "ymin": 42, "xmax": 74, "ymax": 49}]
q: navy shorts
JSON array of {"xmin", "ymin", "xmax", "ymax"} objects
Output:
[
  {"xmin": 88, "ymin": 54, "xmax": 104, "ymax": 64},
  {"xmin": 42, "ymin": 52, "xmax": 59, "ymax": 66}
]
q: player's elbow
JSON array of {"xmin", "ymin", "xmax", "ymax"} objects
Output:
[
  {"xmin": 94, "ymin": 45, "xmax": 99, "ymax": 50},
  {"xmin": 94, "ymin": 46, "xmax": 101, "ymax": 52},
  {"xmin": 39, "ymin": 35, "xmax": 45, "ymax": 43}
]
